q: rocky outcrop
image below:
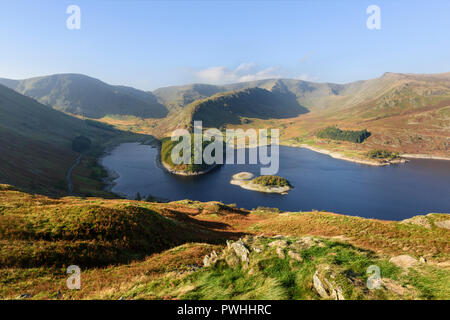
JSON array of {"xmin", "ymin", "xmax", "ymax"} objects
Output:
[
  {"xmin": 227, "ymin": 240, "xmax": 251, "ymax": 269},
  {"xmin": 288, "ymin": 250, "xmax": 303, "ymax": 262},
  {"xmin": 435, "ymin": 220, "xmax": 450, "ymax": 230},
  {"xmin": 389, "ymin": 255, "xmax": 418, "ymax": 269},
  {"xmin": 199, "ymin": 235, "xmax": 430, "ymax": 300},
  {"xmin": 268, "ymin": 240, "xmax": 288, "ymax": 249},
  {"xmin": 203, "ymin": 240, "xmax": 250, "ymax": 269},
  {"xmin": 312, "ymin": 266, "xmax": 345, "ymax": 300},
  {"xmin": 202, "ymin": 236, "xmax": 322, "ymax": 272},
  {"xmin": 400, "ymin": 215, "xmax": 432, "ymax": 229},
  {"xmin": 203, "ymin": 250, "xmax": 219, "ymax": 267}
]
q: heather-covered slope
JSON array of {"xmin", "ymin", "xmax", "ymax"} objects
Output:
[{"xmin": 0, "ymin": 186, "xmax": 448, "ymax": 300}]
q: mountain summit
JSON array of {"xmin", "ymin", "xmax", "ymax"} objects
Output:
[{"xmin": 0, "ymin": 74, "xmax": 168, "ymax": 119}]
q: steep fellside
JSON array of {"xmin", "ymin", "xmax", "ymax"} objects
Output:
[
  {"xmin": 0, "ymin": 84, "xmax": 132, "ymax": 195},
  {"xmin": 186, "ymin": 87, "xmax": 308, "ymax": 128},
  {"xmin": 0, "ymin": 74, "xmax": 168, "ymax": 119}
]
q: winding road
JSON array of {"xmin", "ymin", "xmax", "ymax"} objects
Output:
[{"xmin": 66, "ymin": 153, "xmax": 82, "ymax": 195}]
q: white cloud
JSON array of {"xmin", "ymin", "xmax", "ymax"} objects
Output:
[
  {"xmin": 193, "ymin": 62, "xmax": 319, "ymax": 84},
  {"xmin": 194, "ymin": 63, "xmax": 282, "ymax": 84},
  {"xmin": 295, "ymin": 73, "xmax": 319, "ymax": 82},
  {"xmin": 299, "ymin": 51, "xmax": 316, "ymax": 64},
  {"xmin": 234, "ymin": 62, "xmax": 255, "ymax": 73}
]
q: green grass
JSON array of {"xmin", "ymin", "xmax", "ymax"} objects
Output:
[
  {"xmin": 0, "ymin": 187, "xmax": 448, "ymax": 300},
  {"xmin": 0, "ymin": 199, "xmax": 203, "ymax": 267},
  {"xmin": 120, "ymin": 237, "xmax": 427, "ymax": 300},
  {"xmin": 404, "ymin": 265, "xmax": 450, "ymax": 299}
]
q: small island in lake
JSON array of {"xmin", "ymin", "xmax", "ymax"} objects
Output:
[
  {"xmin": 160, "ymin": 134, "xmax": 219, "ymax": 176},
  {"xmin": 230, "ymin": 172, "xmax": 293, "ymax": 194}
]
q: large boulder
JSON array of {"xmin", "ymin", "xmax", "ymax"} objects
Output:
[
  {"xmin": 228, "ymin": 241, "xmax": 250, "ymax": 269},
  {"xmin": 435, "ymin": 220, "xmax": 450, "ymax": 230},
  {"xmin": 389, "ymin": 255, "xmax": 418, "ymax": 269}
]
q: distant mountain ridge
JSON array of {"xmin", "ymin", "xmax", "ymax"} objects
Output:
[
  {"xmin": 0, "ymin": 74, "xmax": 168, "ymax": 119},
  {"xmin": 3, "ymin": 71, "xmax": 449, "ymax": 121},
  {"xmin": 152, "ymin": 72, "xmax": 450, "ymax": 113},
  {"xmin": 1, "ymin": 72, "xmax": 449, "ymax": 156}
]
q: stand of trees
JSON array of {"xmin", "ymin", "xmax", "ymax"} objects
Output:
[
  {"xmin": 161, "ymin": 134, "xmax": 218, "ymax": 172},
  {"xmin": 72, "ymin": 136, "xmax": 91, "ymax": 153},
  {"xmin": 367, "ymin": 149, "xmax": 400, "ymax": 159},
  {"xmin": 317, "ymin": 126, "xmax": 371, "ymax": 143},
  {"xmin": 252, "ymin": 175, "xmax": 291, "ymax": 187}
]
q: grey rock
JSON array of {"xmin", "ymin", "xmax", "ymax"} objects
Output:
[
  {"xmin": 389, "ymin": 255, "xmax": 418, "ymax": 269},
  {"xmin": 230, "ymin": 241, "xmax": 250, "ymax": 268},
  {"xmin": 312, "ymin": 267, "xmax": 345, "ymax": 300},
  {"xmin": 203, "ymin": 250, "xmax": 219, "ymax": 267},
  {"xmin": 268, "ymin": 240, "xmax": 288, "ymax": 248},
  {"xmin": 288, "ymin": 250, "xmax": 303, "ymax": 262},
  {"xmin": 400, "ymin": 215, "xmax": 432, "ymax": 229},
  {"xmin": 313, "ymin": 271, "xmax": 329, "ymax": 299},
  {"xmin": 276, "ymin": 247, "xmax": 285, "ymax": 259},
  {"xmin": 252, "ymin": 246, "xmax": 263, "ymax": 253},
  {"xmin": 296, "ymin": 236, "xmax": 316, "ymax": 249},
  {"xmin": 435, "ymin": 220, "xmax": 450, "ymax": 230}
]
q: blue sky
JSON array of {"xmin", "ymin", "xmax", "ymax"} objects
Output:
[{"xmin": 0, "ymin": 0, "xmax": 449, "ymax": 90}]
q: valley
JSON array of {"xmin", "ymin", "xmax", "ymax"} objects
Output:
[
  {"xmin": 91, "ymin": 72, "xmax": 450, "ymax": 164},
  {"xmin": 0, "ymin": 71, "xmax": 449, "ymax": 300}
]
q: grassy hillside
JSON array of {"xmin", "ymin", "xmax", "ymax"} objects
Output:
[
  {"xmin": 187, "ymin": 87, "xmax": 308, "ymax": 128},
  {"xmin": 0, "ymin": 185, "xmax": 205, "ymax": 268},
  {"xmin": 152, "ymin": 78, "xmax": 354, "ymax": 112},
  {"xmin": 0, "ymin": 186, "xmax": 448, "ymax": 299},
  {"xmin": 0, "ymin": 74, "xmax": 168, "ymax": 119},
  {"xmin": 282, "ymin": 72, "xmax": 450, "ymax": 157},
  {"xmin": 0, "ymin": 84, "xmax": 142, "ymax": 195},
  {"xmin": 153, "ymin": 83, "xmax": 226, "ymax": 112},
  {"xmin": 131, "ymin": 85, "xmax": 309, "ymax": 137},
  {"xmin": 102, "ymin": 72, "xmax": 449, "ymax": 160},
  {"xmin": 27, "ymin": 71, "xmax": 444, "ymax": 164}
]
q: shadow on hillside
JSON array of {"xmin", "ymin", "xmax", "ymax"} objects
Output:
[{"xmin": 192, "ymin": 87, "xmax": 309, "ymax": 127}]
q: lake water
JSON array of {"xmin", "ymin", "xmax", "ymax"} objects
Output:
[{"xmin": 102, "ymin": 142, "xmax": 450, "ymax": 220}]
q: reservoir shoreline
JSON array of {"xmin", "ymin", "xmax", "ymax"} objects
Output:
[{"xmin": 99, "ymin": 142, "xmax": 450, "ymax": 220}]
